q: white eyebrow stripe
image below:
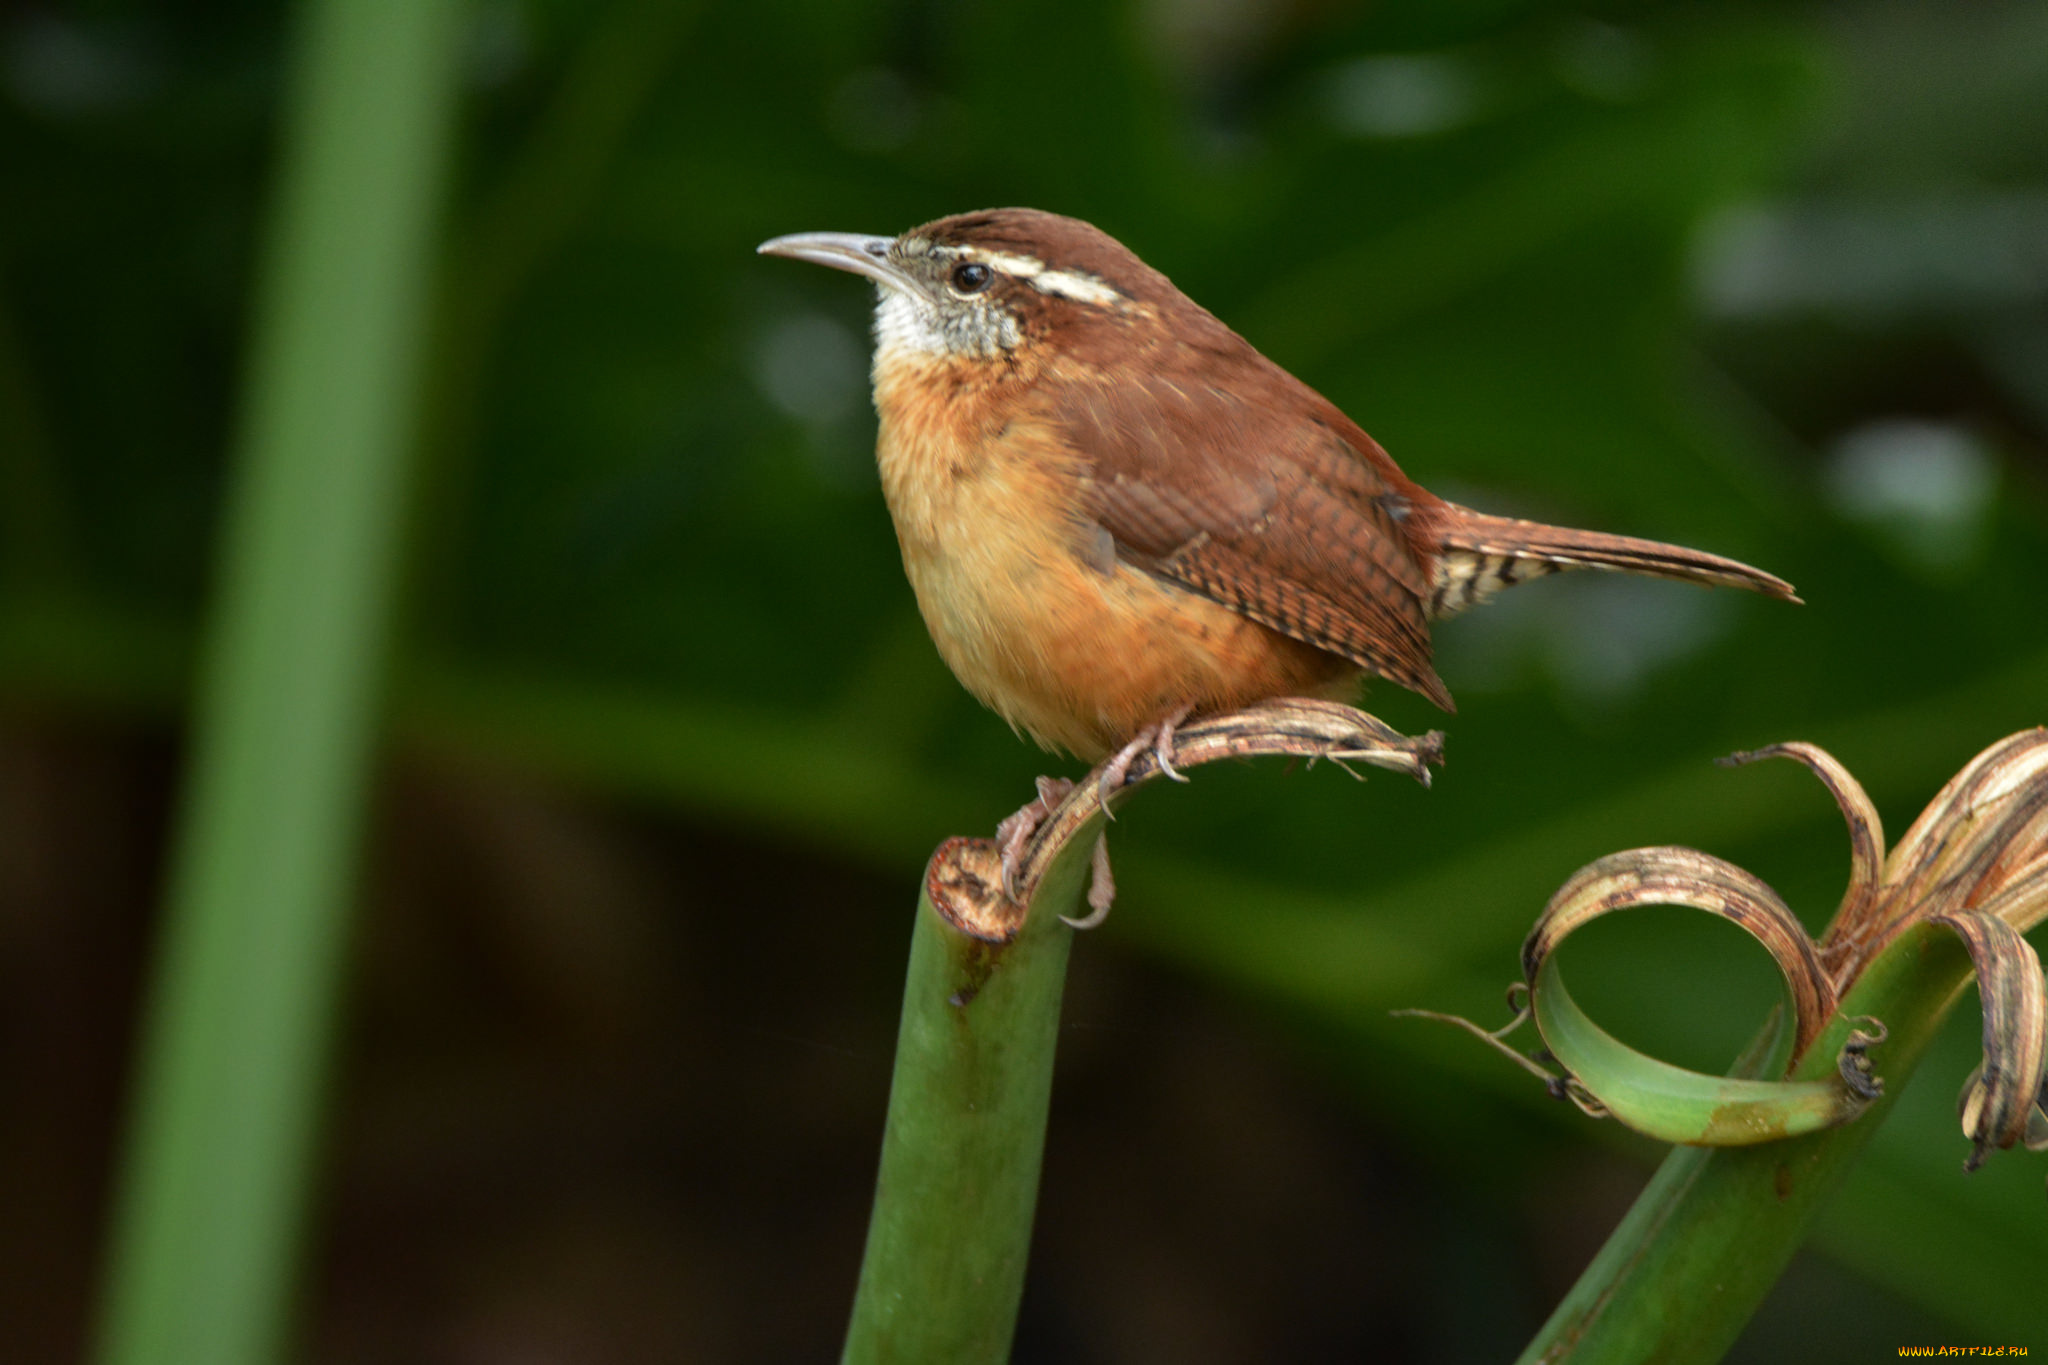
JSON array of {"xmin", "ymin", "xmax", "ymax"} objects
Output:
[
  {"xmin": 956, "ymin": 247, "xmax": 1048, "ymax": 278},
  {"xmin": 952, "ymin": 244, "xmax": 1125, "ymax": 306},
  {"xmin": 1029, "ymin": 268, "xmax": 1122, "ymax": 306}
]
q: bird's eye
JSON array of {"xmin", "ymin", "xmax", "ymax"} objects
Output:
[{"xmin": 950, "ymin": 262, "xmax": 994, "ymax": 295}]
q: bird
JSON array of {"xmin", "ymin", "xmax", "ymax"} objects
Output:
[{"xmin": 758, "ymin": 208, "xmax": 1795, "ymax": 905}]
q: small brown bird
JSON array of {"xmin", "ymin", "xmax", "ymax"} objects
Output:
[{"xmin": 759, "ymin": 208, "xmax": 1794, "ymax": 886}]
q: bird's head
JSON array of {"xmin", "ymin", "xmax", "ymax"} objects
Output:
[{"xmin": 758, "ymin": 208, "xmax": 1178, "ymax": 364}]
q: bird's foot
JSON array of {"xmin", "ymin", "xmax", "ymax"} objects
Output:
[
  {"xmin": 1095, "ymin": 705, "xmax": 1195, "ymax": 817},
  {"xmin": 1059, "ymin": 833, "xmax": 1118, "ymax": 930},
  {"xmin": 998, "ymin": 775, "xmax": 1075, "ymax": 903}
]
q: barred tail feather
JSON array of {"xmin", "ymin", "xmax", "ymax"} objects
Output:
[{"xmin": 1426, "ymin": 507, "xmax": 1799, "ymax": 619}]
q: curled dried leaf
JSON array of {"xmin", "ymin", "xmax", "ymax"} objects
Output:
[
  {"xmin": 1503, "ymin": 846, "xmax": 1872, "ymax": 1146},
  {"xmin": 1970, "ymin": 858, "xmax": 2048, "ymax": 938},
  {"xmin": 1932, "ymin": 911, "xmax": 2048, "ymax": 1169},
  {"xmin": 1420, "ymin": 730, "xmax": 2048, "ymax": 1176},
  {"xmin": 1525, "ymin": 846, "xmax": 1838, "ymax": 1062},
  {"xmin": 1722, "ymin": 743, "xmax": 1886, "ymax": 975},
  {"xmin": 1882, "ymin": 730, "xmax": 2048, "ymax": 942},
  {"xmin": 1007, "ymin": 700, "xmax": 1443, "ymax": 913}
]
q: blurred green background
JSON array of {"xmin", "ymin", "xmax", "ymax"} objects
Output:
[{"xmin": 3, "ymin": 0, "xmax": 2046, "ymax": 1360}]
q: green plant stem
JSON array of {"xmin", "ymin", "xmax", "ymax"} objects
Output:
[
  {"xmin": 92, "ymin": 3, "xmax": 463, "ymax": 1363},
  {"xmin": 841, "ymin": 830, "xmax": 1093, "ymax": 1364},
  {"xmin": 1518, "ymin": 922, "xmax": 1975, "ymax": 1365}
]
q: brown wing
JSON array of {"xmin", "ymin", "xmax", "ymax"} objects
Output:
[{"xmin": 1049, "ymin": 354, "xmax": 1454, "ymax": 710}]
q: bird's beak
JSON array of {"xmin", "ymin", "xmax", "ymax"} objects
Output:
[{"xmin": 757, "ymin": 231, "xmax": 917, "ymax": 294}]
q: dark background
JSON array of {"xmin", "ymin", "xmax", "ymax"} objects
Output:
[{"xmin": 3, "ymin": 0, "xmax": 2046, "ymax": 1359}]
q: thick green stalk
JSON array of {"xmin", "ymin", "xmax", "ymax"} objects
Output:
[
  {"xmin": 840, "ymin": 705, "xmax": 1440, "ymax": 1364},
  {"xmin": 841, "ymin": 831, "xmax": 1091, "ymax": 1364},
  {"xmin": 1519, "ymin": 922, "xmax": 1976, "ymax": 1365},
  {"xmin": 93, "ymin": 3, "xmax": 463, "ymax": 1364}
]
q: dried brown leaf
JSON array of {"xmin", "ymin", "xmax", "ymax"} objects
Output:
[
  {"xmin": 1722, "ymin": 743, "xmax": 1886, "ymax": 979},
  {"xmin": 1882, "ymin": 730, "xmax": 2048, "ymax": 939},
  {"xmin": 1524, "ymin": 847, "xmax": 1838, "ymax": 1064},
  {"xmin": 1007, "ymin": 700, "xmax": 1443, "ymax": 918},
  {"xmin": 1932, "ymin": 911, "xmax": 2048, "ymax": 1168}
]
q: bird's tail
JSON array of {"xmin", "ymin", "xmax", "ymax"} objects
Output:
[{"xmin": 1423, "ymin": 506, "xmax": 1798, "ymax": 619}]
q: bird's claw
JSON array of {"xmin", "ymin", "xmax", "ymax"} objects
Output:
[
  {"xmin": 1095, "ymin": 706, "xmax": 1195, "ymax": 814},
  {"xmin": 1152, "ymin": 707, "xmax": 1192, "ymax": 783},
  {"xmin": 1060, "ymin": 834, "xmax": 1117, "ymax": 930},
  {"xmin": 997, "ymin": 775, "xmax": 1074, "ymax": 903}
]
